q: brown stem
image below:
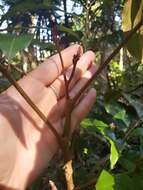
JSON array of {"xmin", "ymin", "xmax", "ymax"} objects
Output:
[
  {"xmin": 50, "ymin": 16, "xmax": 69, "ymax": 99},
  {"xmin": 72, "ymin": 18, "xmax": 143, "ymax": 104},
  {"xmin": 64, "ymin": 160, "xmax": 74, "ymax": 190},
  {"xmin": 63, "ymin": 100, "xmax": 73, "ymax": 138},
  {"xmin": 68, "ymin": 63, "xmax": 76, "ymax": 85},
  {"xmin": 63, "ymin": 50, "xmax": 81, "ymax": 138},
  {"xmin": 56, "ymin": 45, "xmax": 69, "ymax": 99},
  {"xmin": 52, "ymin": 18, "xmax": 76, "ymax": 190},
  {"xmin": 0, "ymin": 62, "xmax": 63, "ymax": 149},
  {"xmin": 68, "ymin": 48, "xmax": 81, "ymax": 85}
]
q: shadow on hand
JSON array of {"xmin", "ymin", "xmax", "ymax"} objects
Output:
[
  {"xmin": 0, "ymin": 65, "xmax": 93, "ymax": 189},
  {"xmin": 0, "ymin": 184, "xmax": 18, "ymax": 190}
]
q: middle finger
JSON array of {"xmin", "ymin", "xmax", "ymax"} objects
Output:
[{"xmin": 47, "ymin": 51, "xmax": 95, "ymax": 99}]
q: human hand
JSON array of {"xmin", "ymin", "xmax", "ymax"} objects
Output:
[{"xmin": 0, "ymin": 45, "xmax": 96, "ymax": 189}]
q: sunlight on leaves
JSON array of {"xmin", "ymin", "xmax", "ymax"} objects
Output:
[
  {"xmin": 96, "ymin": 170, "xmax": 115, "ymax": 190},
  {"xmin": 122, "ymin": 0, "xmax": 143, "ymax": 61},
  {"xmin": 94, "ymin": 119, "xmax": 119, "ymax": 169},
  {"xmin": 108, "ymin": 138, "xmax": 119, "ymax": 169}
]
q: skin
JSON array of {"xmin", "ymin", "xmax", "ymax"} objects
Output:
[{"xmin": 0, "ymin": 45, "xmax": 97, "ymax": 190}]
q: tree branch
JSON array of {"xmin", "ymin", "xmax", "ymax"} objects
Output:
[
  {"xmin": 50, "ymin": 16, "xmax": 69, "ymax": 99},
  {"xmin": 0, "ymin": 62, "xmax": 63, "ymax": 149},
  {"xmin": 72, "ymin": 18, "xmax": 143, "ymax": 104}
]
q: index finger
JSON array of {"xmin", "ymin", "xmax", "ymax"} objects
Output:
[{"xmin": 29, "ymin": 44, "xmax": 83, "ymax": 85}]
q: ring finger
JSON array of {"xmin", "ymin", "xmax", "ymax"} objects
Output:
[
  {"xmin": 48, "ymin": 64, "xmax": 97, "ymax": 120},
  {"xmin": 47, "ymin": 51, "xmax": 95, "ymax": 100}
]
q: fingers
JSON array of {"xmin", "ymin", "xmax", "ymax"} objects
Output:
[
  {"xmin": 29, "ymin": 44, "xmax": 83, "ymax": 85},
  {"xmin": 47, "ymin": 51, "xmax": 95, "ymax": 99},
  {"xmin": 69, "ymin": 64, "xmax": 97, "ymax": 99},
  {"xmin": 49, "ymin": 64, "xmax": 97, "ymax": 119},
  {"xmin": 71, "ymin": 88, "xmax": 96, "ymax": 132}
]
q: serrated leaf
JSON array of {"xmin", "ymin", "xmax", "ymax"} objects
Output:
[
  {"xmin": 0, "ymin": 33, "xmax": 33, "ymax": 59},
  {"xmin": 122, "ymin": 0, "xmax": 143, "ymax": 60},
  {"xmin": 96, "ymin": 170, "xmax": 115, "ymax": 190}
]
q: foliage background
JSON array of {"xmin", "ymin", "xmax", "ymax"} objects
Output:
[{"xmin": 1, "ymin": 0, "xmax": 143, "ymax": 189}]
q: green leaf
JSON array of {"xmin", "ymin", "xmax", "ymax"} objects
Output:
[
  {"xmin": 105, "ymin": 101, "xmax": 123, "ymax": 116},
  {"xmin": 0, "ymin": 33, "xmax": 33, "ymax": 60},
  {"xmin": 115, "ymin": 173, "xmax": 136, "ymax": 190},
  {"xmin": 131, "ymin": 170, "xmax": 143, "ymax": 189},
  {"xmin": 82, "ymin": 118, "xmax": 119, "ymax": 169},
  {"xmin": 122, "ymin": 0, "xmax": 143, "ymax": 60},
  {"xmin": 114, "ymin": 110, "xmax": 126, "ymax": 120},
  {"xmin": 81, "ymin": 118, "xmax": 93, "ymax": 128},
  {"xmin": 96, "ymin": 170, "xmax": 115, "ymax": 190},
  {"xmin": 81, "ymin": 118, "xmax": 97, "ymax": 133},
  {"xmin": 123, "ymin": 93, "xmax": 143, "ymax": 118},
  {"xmin": 108, "ymin": 139, "xmax": 119, "ymax": 169},
  {"xmin": 119, "ymin": 157, "xmax": 136, "ymax": 172},
  {"xmin": 105, "ymin": 100, "xmax": 130, "ymax": 126},
  {"xmin": 133, "ymin": 128, "xmax": 143, "ymax": 156},
  {"xmin": 133, "ymin": 128, "xmax": 143, "ymax": 137},
  {"xmin": 94, "ymin": 119, "xmax": 119, "ymax": 169},
  {"xmin": 93, "ymin": 119, "xmax": 108, "ymax": 134}
]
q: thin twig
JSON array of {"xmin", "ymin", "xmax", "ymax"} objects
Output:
[
  {"xmin": 0, "ymin": 62, "xmax": 63, "ymax": 149},
  {"xmin": 57, "ymin": 46, "xmax": 69, "ymax": 99},
  {"xmin": 123, "ymin": 118, "xmax": 143, "ymax": 142},
  {"xmin": 50, "ymin": 16, "xmax": 76, "ymax": 190},
  {"xmin": 50, "ymin": 16, "xmax": 69, "ymax": 99},
  {"xmin": 63, "ymin": 102, "xmax": 73, "ymax": 138},
  {"xmin": 116, "ymin": 110, "xmax": 143, "ymax": 155},
  {"xmin": 68, "ymin": 48, "xmax": 81, "ymax": 85},
  {"xmin": 63, "ymin": 50, "xmax": 81, "ymax": 138}
]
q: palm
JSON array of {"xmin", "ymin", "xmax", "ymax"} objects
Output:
[{"xmin": 0, "ymin": 45, "xmax": 96, "ymax": 189}]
